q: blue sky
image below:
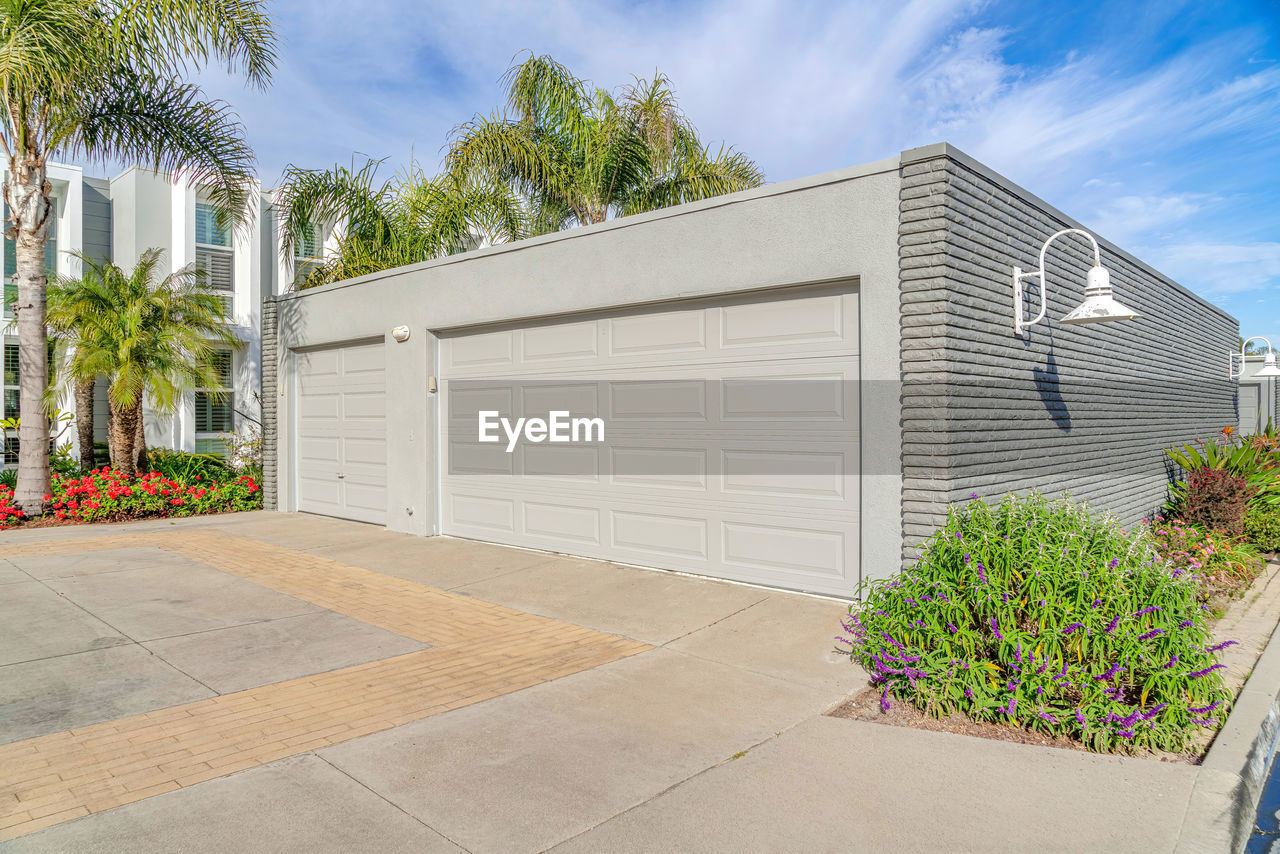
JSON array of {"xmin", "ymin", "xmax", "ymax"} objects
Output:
[{"xmin": 184, "ymin": 0, "xmax": 1279, "ymax": 339}]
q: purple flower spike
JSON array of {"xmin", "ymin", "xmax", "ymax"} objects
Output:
[
  {"xmin": 1137, "ymin": 629, "xmax": 1163, "ymax": 642},
  {"xmin": 1162, "ymin": 655, "xmax": 1179, "ymax": 670},
  {"xmin": 1094, "ymin": 662, "xmax": 1123, "ymax": 682},
  {"xmin": 1178, "ymin": 620, "xmax": 1194, "ymax": 629},
  {"xmin": 1092, "ymin": 599, "xmax": 1103, "ymax": 608},
  {"xmin": 989, "ymin": 617, "xmax": 1003, "ymax": 641},
  {"xmin": 1140, "ymin": 703, "xmax": 1168, "ymax": 721},
  {"xmin": 1004, "ymin": 698, "xmax": 1017, "ymax": 715},
  {"xmin": 1062, "ymin": 622, "xmax": 1084, "ymax": 635},
  {"xmin": 1109, "ymin": 558, "xmax": 1120, "ymax": 568},
  {"xmin": 1104, "ymin": 615, "xmax": 1122, "ymax": 635},
  {"xmin": 880, "ymin": 687, "xmax": 891, "ymax": 712},
  {"xmin": 1188, "ymin": 700, "xmax": 1223, "ymax": 714},
  {"xmin": 963, "ymin": 553, "xmax": 971, "ymax": 565},
  {"xmin": 1206, "ymin": 640, "xmax": 1238, "ymax": 653},
  {"xmin": 1189, "ymin": 664, "xmax": 1226, "ymax": 679},
  {"xmin": 977, "ymin": 564, "xmax": 987, "ymax": 584},
  {"xmin": 1132, "ymin": 606, "xmax": 1160, "ymax": 618},
  {"xmin": 964, "ymin": 687, "xmax": 974, "ymax": 699},
  {"xmin": 1075, "ymin": 709, "xmax": 1087, "ymax": 725},
  {"xmin": 969, "ymin": 492, "xmax": 978, "ymax": 499},
  {"xmin": 1037, "ymin": 710, "xmax": 1058, "ymax": 724},
  {"xmin": 947, "ymin": 622, "xmax": 958, "ymax": 634}
]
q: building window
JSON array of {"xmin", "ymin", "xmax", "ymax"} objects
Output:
[
  {"xmin": 3, "ymin": 207, "xmax": 58, "ymax": 318},
  {"xmin": 194, "ymin": 349, "xmax": 233, "ymax": 455},
  {"xmin": 195, "ymin": 202, "xmax": 234, "ymax": 317},
  {"xmin": 293, "ymin": 223, "xmax": 323, "ymax": 286},
  {"xmin": 1, "ymin": 339, "xmax": 54, "ymax": 465}
]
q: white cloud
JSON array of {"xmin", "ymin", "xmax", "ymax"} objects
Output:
[{"xmin": 1137, "ymin": 241, "xmax": 1280, "ymax": 297}]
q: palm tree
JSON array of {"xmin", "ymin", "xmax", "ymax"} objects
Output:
[
  {"xmin": 1, "ymin": 1, "xmax": 276, "ymax": 513},
  {"xmin": 47, "ymin": 250, "xmax": 238, "ymax": 477},
  {"xmin": 447, "ymin": 54, "xmax": 765, "ymax": 231},
  {"xmin": 276, "ymin": 157, "xmax": 525, "ymax": 289}
]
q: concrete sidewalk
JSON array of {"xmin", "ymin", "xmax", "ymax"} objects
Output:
[{"xmin": 0, "ymin": 513, "xmax": 1252, "ymax": 853}]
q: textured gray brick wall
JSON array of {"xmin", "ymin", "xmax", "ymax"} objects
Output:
[
  {"xmin": 261, "ymin": 297, "xmax": 278, "ymax": 510},
  {"xmin": 899, "ymin": 146, "xmax": 1238, "ymax": 559}
]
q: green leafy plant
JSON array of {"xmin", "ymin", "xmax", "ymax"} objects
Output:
[
  {"xmin": 144, "ymin": 449, "xmax": 231, "ymax": 484},
  {"xmin": 1244, "ymin": 504, "xmax": 1280, "ymax": 553},
  {"xmin": 839, "ymin": 493, "xmax": 1233, "ymax": 754},
  {"xmin": 1150, "ymin": 516, "xmax": 1263, "ymax": 600},
  {"xmin": 0, "ymin": 469, "xmax": 16, "ymax": 490},
  {"xmin": 1166, "ymin": 428, "xmax": 1280, "ymax": 509}
]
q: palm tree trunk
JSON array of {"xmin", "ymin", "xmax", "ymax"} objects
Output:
[
  {"xmin": 7, "ymin": 160, "xmax": 53, "ymax": 514},
  {"xmin": 108, "ymin": 397, "xmax": 142, "ymax": 479},
  {"xmin": 75, "ymin": 378, "xmax": 95, "ymax": 472},
  {"xmin": 132, "ymin": 405, "xmax": 147, "ymax": 474}
]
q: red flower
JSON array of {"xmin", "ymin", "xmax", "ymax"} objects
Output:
[{"xmin": 170, "ymin": 499, "xmax": 184, "ymax": 506}]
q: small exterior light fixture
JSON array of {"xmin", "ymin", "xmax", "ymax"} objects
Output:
[
  {"xmin": 391, "ymin": 325, "xmax": 411, "ymax": 343},
  {"xmin": 1230, "ymin": 336, "xmax": 1280, "ymax": 379},
  {"xmin": 1013, "ymin": 227, "xmax": 1140, "ymax": 335}
]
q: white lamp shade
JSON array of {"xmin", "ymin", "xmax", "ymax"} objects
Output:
[
  {"xmin": 1257, "ymin": 353, "xmax": 1280, "ymax": 377},
  {"xmin": 1059, "ymin": 266, "xmax": 1140, "ymax": 326}
]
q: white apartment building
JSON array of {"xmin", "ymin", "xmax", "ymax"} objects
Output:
[{"xmin": 1, "ymin": 163, "xmax": 314, "ymax": 468}]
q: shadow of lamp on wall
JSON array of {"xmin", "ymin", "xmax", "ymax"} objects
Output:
[{"xmin": 1033, "ymin": 348, "xmax": 1072, "ymax": 432}]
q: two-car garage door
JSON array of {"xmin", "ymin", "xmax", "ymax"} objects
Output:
[{"xmin": 439, "ymin": 284, "xmax": 861, "ymax": 597}]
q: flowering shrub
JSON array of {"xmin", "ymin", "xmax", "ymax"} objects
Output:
[
  {"xmin": 45, "ymin": 469, "xmax": 261, "ymax": 524},
  {"xmin": 1180, "ymin": 468, "xmax": 1252, "ymax": 535},
  {"xmin": 1151, "ymin": 516, "xmax": 1262, "ymax": 600},
  {"xmin": 0, "ymin": 485, "xmax": 22, "ymax": 527},
  {"xmin": 839, "ymin": 493, "xmax": 1232, "ymax": 754}
]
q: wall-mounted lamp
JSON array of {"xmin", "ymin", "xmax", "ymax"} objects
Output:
[
  {"xmin": 1013, "ymin": 228, "xmax": 1140, "ymax": 336},
  {"xmin": 391, "ymin": 325, "xmax": 411, "ymax": 343},
  {"xmin": 1230, "ymin": 336, "xmax": 1280, "ymax": 379}
]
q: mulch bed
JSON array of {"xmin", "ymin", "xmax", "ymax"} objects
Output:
[{"xmin": 828, "ymin": 688, "xmax": 1088, "ymax": 752}]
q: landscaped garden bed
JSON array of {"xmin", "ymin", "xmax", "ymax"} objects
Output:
[
  {"xmin": 0, "ymin": 450, "xmax": 261, "ymax": 530},
  {"xmin": 832, "ymin": 427, "xmax": 1280, "ymax": 762}
]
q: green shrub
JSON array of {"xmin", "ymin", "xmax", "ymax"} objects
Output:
[
  {"xmin": 0, "ymin": 467, "xmax": 15, "ymax": 489},
  {"xmin": 144, "ymin": 449, "xmax": 230, "ymax": 484},
  {"xmin": 1244, "ymin": 504, "xmax": 1280, "ymax": 553},
  {"xmin": 1151, "ymin": 516, "xmax": 1262, "ymax": 600},
  {"xmin": 840, "ymin": 493, "xmax": 1232, "ymax": 754}
]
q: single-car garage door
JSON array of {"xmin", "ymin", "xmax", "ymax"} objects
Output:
[
  {"xmin": 440, "ymin": 283, "xmax": 860, "ymax": 597},
  {"xmin": 295, "ymin": 341, "xmax": 389, "ymax": 524}
]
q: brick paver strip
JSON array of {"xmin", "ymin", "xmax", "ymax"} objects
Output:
[{"xmin": 0, "ymin": 529, "xmax": 650, "ymax": 840}]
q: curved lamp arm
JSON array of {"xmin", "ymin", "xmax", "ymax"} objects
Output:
[
  {"xmin": 1230, "ymin": 335, "xmax": 1277, "ymax": 379},
  {"xmin": 1013, "ymin": 228, "xmax": 1104, "ymax": 335}
]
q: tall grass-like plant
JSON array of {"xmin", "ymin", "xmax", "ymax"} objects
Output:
[
  {"xmin": 1166, "ymin": 427, "xmax": 1280, "ymax": 509},
  {"xmin": 840, "ymin": 493, "xmax": 1232, "ymax": 754}
]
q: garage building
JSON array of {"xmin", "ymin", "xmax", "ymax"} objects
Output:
[{"xmin": 262, "ymin": 143, "xmax": 1238, "ymax": 598}]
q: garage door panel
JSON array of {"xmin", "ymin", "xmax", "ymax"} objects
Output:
[
  {"xmin": 609, "ymin": 381, "xmax": 708, "ymax": 420},
  {"xmin": 520, "ymin": 443, "xmax": 600, "ymax": 479},
  {"xmin": 607, "ymin": 309, "xmax": 706, "ymax": 357},
  {"xmin": 609, "ymin": 446, "xmax": 707, "ymax": 490},
  {"xmin": 524, "ymin": 501, "xmax": 601, "ymax": 544},
  {"xmin": 522, "ymin": 320, "xmax": 598, "ymax": 362},
  {"xmin": 719, "ymin": 289, "xmax": 845, "ymax": 347},
  {"xmin": 295, "ymin": 341, "xmax": 388, "ymax": 524},
  {"xmin": 441, "ymin": 283, "xmax": 860, "ymax": 597},
  {"xmin": 448, "ymin": 493, "xmax": 516, "ymax": 533},
  {"xmin": 611, "ymin": 510, "xmax": 709, "ymax": 560}
]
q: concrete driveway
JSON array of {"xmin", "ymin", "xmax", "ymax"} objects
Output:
[{"xmin": 0, "ymin": 513, "xmax": 1202, "ymax": 853}]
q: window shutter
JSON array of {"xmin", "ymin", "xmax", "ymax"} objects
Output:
[{"xmin": 195, "ymin": 248, "xmax": 234, "ymax": 316}]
